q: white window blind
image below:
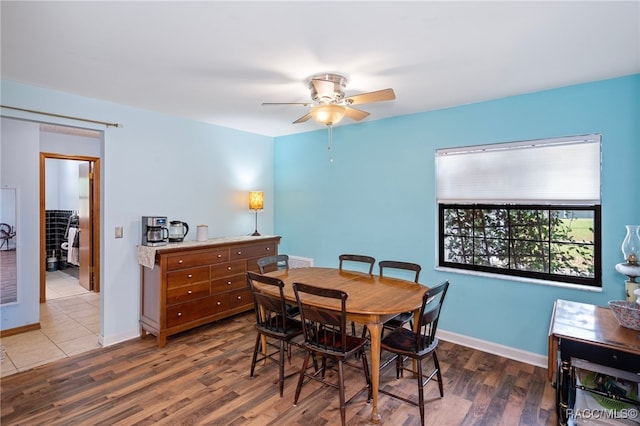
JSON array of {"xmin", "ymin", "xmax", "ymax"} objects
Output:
[{"xmin": 436, "ymin": 134, "xmax": 601, "ymax": 205}]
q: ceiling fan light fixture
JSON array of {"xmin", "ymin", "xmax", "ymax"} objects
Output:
[{"xmin": 311, "ymin": 104, "xmax": 345, "ymax": 126}]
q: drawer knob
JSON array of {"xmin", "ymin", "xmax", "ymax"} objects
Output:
[
  {"xmin": 217, "ymin": 254, "xmax": 222, "ymax": 258},
  {"xmin": 217, "ymin": 301, "xmax": 221, "ymax": 306},
  {"xmin": 187, "ymin": 290, "xmax": 192, "ymax": 294},
  {"xmin": 266, "ymin": 247, "xmax": 270, "ymax": 251},
  {"xmin": 237, "ymin": 296, "xmax": 242, "ymax": 300},
  {"xmin": 227, "ymin": 266, "xmax": 232, "ymax": 271},
  {"xmin": 187, "ymin": 274, "xmax": 192, "ymax": 278},
  {"xmin": 178, "ymin": 259, "xmax": 183, "ymax": 264},
  {"xmin": 177, "ymin": 312, "xmax": 182, "ymax": 317},
  {"xmin": 227, "ymin": 281, "xmax": 232, "ymax": 285}
]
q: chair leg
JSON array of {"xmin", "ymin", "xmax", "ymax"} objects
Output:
[
  {"xmin": 294, "ymin": 351, "xmax": 312, "ymax": 405},
  {"xmin": 417, "ymin": 358, "xmax": 425, "ymax": 426},
  {"xmin": 278, "ymin": 339, "xmax": 285, "ymax": 398},
  {"xmin": 396, "ymin": 353, "xmax": 404, "ymax": 379},
  {"xmin": 360, "ymin": 350, "xmax": 372, "ymax": 402},
  {"xmin": 433, "ymin": 351, "xmax": 444, "ymax": 397},
  {"xmin": 337, "ymin": 360, "xmax": 346, "ymax": 426},
  {"xmin": 250, "ymin": 332, "xmax": 261, "ymax": 378}
]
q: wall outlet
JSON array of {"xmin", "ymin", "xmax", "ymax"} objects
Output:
[{"xmin": 115, "ymin": 226, "xmax": 123, "ymax": 238}]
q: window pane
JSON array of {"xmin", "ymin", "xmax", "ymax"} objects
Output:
[{"xmin": 440, "ymin": 204, "xmax": 600, "ymax": 286}]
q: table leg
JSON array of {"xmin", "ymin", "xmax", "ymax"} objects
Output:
[
  {"xmin": 368, "ymin": 322, "xmax": 382, "ymax": 424},
  {"xmin": 548, "ymin": 334, "xmax": 558, "ymax": 382}
]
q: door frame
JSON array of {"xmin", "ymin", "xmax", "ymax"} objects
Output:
[{"xmin": 39, "ymin": 153, "xmax": 101, "ymax": 303}]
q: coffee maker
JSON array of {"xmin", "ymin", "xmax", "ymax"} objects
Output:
[{"xmin": 141, "ymin": 216, "xmax": 169, "ymax": 247}]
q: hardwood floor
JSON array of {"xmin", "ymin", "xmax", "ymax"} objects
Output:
[{"xmin": 0, "ymin": 312, "xmax": 557, "ymax": 425}]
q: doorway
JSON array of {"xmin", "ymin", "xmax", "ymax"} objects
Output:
[{"xmin": 39, "ymin": 154, "xmax": 101, "ymax": 303}]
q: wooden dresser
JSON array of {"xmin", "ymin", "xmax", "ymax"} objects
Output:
[{"xmin": 140, "ymin": 235, "xmax": 281, "ymax": 347}]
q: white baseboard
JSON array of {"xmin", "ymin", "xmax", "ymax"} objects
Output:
[{"xmin": 437, "ymin": 329, "xmax": 548, "ymax": 369}]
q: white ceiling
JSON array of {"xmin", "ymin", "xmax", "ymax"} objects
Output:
[{"xmin": 1, "ymin": 1, "xmax": 639, "ymax": 137}]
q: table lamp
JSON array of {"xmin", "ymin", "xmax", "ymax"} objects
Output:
[
  {"xmin": 249, "ymin": 191, "xmax": 264, "ymax": 236},
  {"xmin": 615, "ymin": 225, "xmax": 640, "ymax": 301}
]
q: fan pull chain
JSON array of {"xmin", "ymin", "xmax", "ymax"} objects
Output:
[{"xmin": 327, "ymin": 124, "xmax": 334, "ymax": 163}]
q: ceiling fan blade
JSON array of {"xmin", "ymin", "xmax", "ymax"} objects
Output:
[
  {"xmin": 344, "ymin": 88, "xmax": 396, "ymax": 105},
  {"xmin": 292, "ymin": 112, "xmax": 313, "ymax": 124},
  {"xmin": 262, "ymin": 102, "xmax": 313, "ymax": 107},
  {"xmin": 344, "ymin": 107, "xmax": 370, "ymax": 121}
]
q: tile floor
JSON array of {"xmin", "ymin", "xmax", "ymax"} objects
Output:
[{"xmin": 0, "ymin": 270, "xmax": 101, "ymax": 377}]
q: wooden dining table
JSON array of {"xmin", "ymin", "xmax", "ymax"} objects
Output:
[{"xmin": 263, "ymin": 266, "xmax": 427, "ymax": 423}]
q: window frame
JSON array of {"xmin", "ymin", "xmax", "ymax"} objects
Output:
[{"xmin": 438, "ymin": 203, "xmax": 602, "ymax": 287}]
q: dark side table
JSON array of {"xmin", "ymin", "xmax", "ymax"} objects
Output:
[{"xmin": 548, "ymin": 299, "xmax": 640, "ymax": 425}]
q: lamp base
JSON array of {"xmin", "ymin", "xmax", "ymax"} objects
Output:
[
  {"xmin": 251, "ymin": 230, "xmax": 261, "ymax": 236},
  {"xmin": 626, "ymin": 280, "xmax": 639, "ymax": 302}
]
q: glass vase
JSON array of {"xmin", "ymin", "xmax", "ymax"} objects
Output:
[{"xmin": 621, "ymin": 225, "xmax": 640, "ymax": 264}]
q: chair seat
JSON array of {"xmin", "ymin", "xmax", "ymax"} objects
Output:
[
  {"xmin": 286, "ymin": 304, "xmax": 300, "ymax": 318},
  {"xmin": 384, "ymin": 311, "xmax": 413, "ymax": 328},
  {"xmin": 381, "ymin": 327, "xmax": 439, "ymax": 358},
  {"xmin": 308, "ymin": 330, "xmax": 368, "ymax": 356},
  {"xmin": 254, "ymin": 315, "xmax": 303, "ymax": 338}
]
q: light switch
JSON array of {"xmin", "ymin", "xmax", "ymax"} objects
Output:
[{"xmin": 115, "ymin": 226, "xmax": 123, "ymax": 238}]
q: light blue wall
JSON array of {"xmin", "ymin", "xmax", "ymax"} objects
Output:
[
  {"xmin": 1, "ymin": 80, "xmax": 274, "ymax": 344},
  {"xmin": 274, "ymin": 74, "xmax": 640, "ymax": 357}
]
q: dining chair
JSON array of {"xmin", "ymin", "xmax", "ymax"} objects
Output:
[
  {"xmin": 257, "ymin": 254, "xmax": 299, "ymax": 318},
  {"xmin": 379, "ymin": 280, "xmax": 450, "ymax": 426},
  {"xmin": 292, "ymin": 282, "xmax": 372, "ymax": 426},
  {"xmin": 257, "ymin": 254, "xmax": 289, "ymax": 273},
  {"xmin": 246, "ymin": 271, "xmax": 304, "ymax": 397},
  {"xmin": 338, "ymin": 253, "xmax": 375, "ymax": 274},
  {"xmin": 379, "ymin": 260, "xmax": 422, "ymax": 335},
  {"xmin": 338, "ymin": 254, "xmax": 376, "ymax": 336}
]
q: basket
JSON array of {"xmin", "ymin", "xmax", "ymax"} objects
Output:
[{"xmin": 608, "ymin": 300, "xmax": 640, "ymax": 330}]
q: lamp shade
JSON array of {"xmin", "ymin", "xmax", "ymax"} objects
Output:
[
  {"xmin": 311, "ymin": 104, "xmax": 345, "ymax": 125},
  {"xmin": 249, "ymin": 191, "xmax": 264, "ymax": 210}
]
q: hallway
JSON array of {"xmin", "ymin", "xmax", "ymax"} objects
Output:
[{"xmin": 0, "ymin": 270, "xmax": 100, "ymax": 377}]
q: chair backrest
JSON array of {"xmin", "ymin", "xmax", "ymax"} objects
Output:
[
  {"xmin": 293, "ymin": 282, "xmax": 349, "ymax": 354},
  {"xmin": 246, "ymin": 271, "xmax": 292, "ymax": 333},
  {"xmin": 338, "ymin": 254, "xmax": 375, "ymax": 274},
  {"xmin": 379, "ymin": 260, "xmax": 421, "ymax": 283},
  {"xmin": 257, "ymin": 254, "xmax": 289, "ymax": 274},
  {"xmin": 415, "ymin": 280, "xmax": 450, "ymax": 352}
]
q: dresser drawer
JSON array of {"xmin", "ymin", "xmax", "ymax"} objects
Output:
[
  {"xmin": 211, "ymin": 274, "xmax": 246, "ymax": 294},
  {"xmin": 229, "ymin": 288, "xmax": 252, "ymax": 310},
  {"xmin": 167, "ymin": 266, "xmax": 209, "ymax": 289},
  {"xmin": 167, "ymin": 282, "xmax": 210, "ymax": 305},
  {"xmin": 166, "ymin": 248, "xmax": 229, "ymax": 270},
  {"xmin": 229, "ymin": 242, "xmax": 276, "ymax": 261},
  {"xmin": 211, "ymin": 260, "xmax": 246, "ymax": 278},
  {"xmin": 166, "ymin": 296, "xmax": 229, "ymax": 328}
]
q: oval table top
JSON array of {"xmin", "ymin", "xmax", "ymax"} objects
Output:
[{"xmin": 264, "ymin": 266, "xmax": 427, "ymax": 317}]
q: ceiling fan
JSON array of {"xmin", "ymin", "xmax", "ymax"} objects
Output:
[{"xmin": 262, "ymin": 73, "xmax": 396, "ymax": 126}]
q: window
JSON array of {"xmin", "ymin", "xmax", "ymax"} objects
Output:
[{"xmin": 436, "ymin": 134, "xmax": 602, "ymax": 287}]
